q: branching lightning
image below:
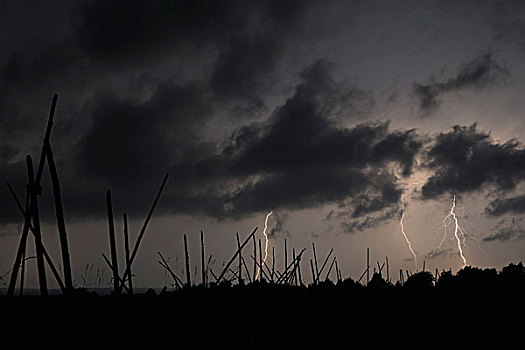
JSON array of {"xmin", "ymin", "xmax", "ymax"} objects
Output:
[
  {"xmin": 255, "ymin": 210, "xmax": 273, "ymax": 280},
  {"xmin": 441, "ymin": 195, "xmax": 467, "ymax": 267},
  {"xmin": 398, "ymin": 194, "xmax": 418, "ymax": 269}
]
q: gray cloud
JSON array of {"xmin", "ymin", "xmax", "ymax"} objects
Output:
[
  {"xmin": 485, "ymin": 194, "xmax": 525, "ymax": 216},
  {"xmin": 483, "ymin": 217, "xmax": 525, "ymax": 242},
  {"xmin": 413, "ymin": 52, "xmax": 508, "ymax": 114},
  {"xmin": 421, "ymin": 123, "xmax": 525, "ymax": 199}
]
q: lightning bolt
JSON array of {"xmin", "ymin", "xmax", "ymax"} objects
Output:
[
  {"xmin": 441, "ymin": 195, "xmax": 467, "ymax": 267},
  {"xmin": 398, "ymin": 194, "xmax": 418, "ymax": 269},
  {"xmin": 255, "ymin": 210, "xmax": 273, "ymax": 280}
]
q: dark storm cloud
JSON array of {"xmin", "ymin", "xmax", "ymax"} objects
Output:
[
  {"xmin": 483, "ymin": 217, "xmax": 525, "ymax": 242},
  {"xmin": 78, "ymin": 0, "xmax": 314, "ymax": 107},
  {"xmin": 485, "ymin": 194, "xmax": 525, "ymax": 216},
  {"xmin": 268, "ymin": 212, "xmax": 289, "ymax": 239},
  {"xmin": 421, "ymin": 123, "xmax": 525, "ymax": 199},
  {"xmin": 19, "ymin": 59, "xmax": 418, "ymax": 225},
  {"xmin": 201, "ymin": 60, "xmax": 420, "ymax": 222},
  {"xmin": 424, "ymin": 248, "xmax": 453, "ymax": 260},
  {"xmin": 490, "ymin": 0, "xmax": 525, "ymax": 50},
  {"xmin": 413, "ymin": 52, "xmax": 507, "ymax": 114}
]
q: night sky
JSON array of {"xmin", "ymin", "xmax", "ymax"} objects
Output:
[{"xmin": 2, "ymin": 0, "xmax": 525, "ymax": 289}]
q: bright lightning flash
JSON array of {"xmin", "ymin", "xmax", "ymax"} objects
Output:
[
  {"xmin": 255, "ymin": 210, "xmax": 273, "ymax": 280},
  {"xmin": 399, "ymin": 194, "xmax": 418, "ymax": 269},
  {"xmin": 441, "ymin": 195, "xmax": 467, "ymax": 267}
]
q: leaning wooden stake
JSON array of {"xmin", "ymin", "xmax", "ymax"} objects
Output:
[
  {"xmin": 284, "ymin": 239, "xmax": 288, "ymax": 277},
  {"xmin": 45, "ymin": 141, "xmax": 73, "ymax": 293},
  {"xmin": 123, "ymin": 213, "xmax": 133, "ymax": 294},
  {"xmin": 312, "ymin": 243, "xmax": 319, "ymax": 284},
  {"xmin": 236, "ymin": 232, "xmax": 242, "ymax": 285},
  {"xmin": 27, "ymin": 155, "xmax": 48, "ymax": 297},
  {"xmin": 6, "ymin": 182, "xmax": 65, "ymax": 293},
  {"xmin": 366, "ymin": 248, "xmax": 370, "ymax": 285},
  {"xmin": 310, "ymin": 259, "xmax": 316, "ymax": 285},
  {"xmin": 201, "ymin": 231, "xmax": 206, "ymax": 286},
  {"xmin": 184, "ymin": 234, "xmax": 191, "ymax": 287},
  {"xmin": 118, "ymin": 172, "xmax": 169, "ymax": 292},
  {"xmin": 317, "ymin": 248, "xmax": 334, "ymax": 280},
  {"xmin": 386, "ymin": 256, "xmax": 390, "ymax": 282},
  {"xmin": 258, "ymin": 239, "xmax": 263, "ymax": 281},
  {"xmin": 216, "ymin": 228, "xmax": 258, "ymax": 283},
  {"xmin": 252, "ymin": 234, "xmax": 257, "ymax": 281},
  {"xmin": 271, "ymin": 246, "xmax": 276, "ymax": 283},
  {"xmin": 292, "ymin": 248, "xmax": 298, "ymax": 286},
  {"xmin": 106, "ymin": 190, "xmax": 119, "ymax": 295},
  {"xmin": 6, "ymin": 182, "xmax": 32, "ymax": 298}
]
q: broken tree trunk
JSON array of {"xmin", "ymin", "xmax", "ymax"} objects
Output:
[{"xmin": 106, "ymin": 190, "xmax": 120, "ymax": 295}]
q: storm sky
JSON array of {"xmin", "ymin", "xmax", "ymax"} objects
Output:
[{"xmin": 2, "ymin": 0, "xmax": 525, "ymax": 288}]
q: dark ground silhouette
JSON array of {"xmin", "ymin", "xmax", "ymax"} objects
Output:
[{"xmin": 1, "ymin": 263, "xmax": 524, "ymax": 349}]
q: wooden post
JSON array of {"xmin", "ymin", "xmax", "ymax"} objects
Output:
[
  {"xmin": 284, "ymin": 239, "xmax": 288, "ymax": 277},
  {"xmin": 423, "ymin": 260, "xmax": 426, "ymax": 273},
  {"xmin": 312, "ymin": 243, "xmax": 319, "ymax": 284},
  {"xmin": 252, "ymin": 234, "xmax": 257, "ymax": 282},
  {"xmin": 6, "ymin": 182, "xmax": 32, "ymax": 298},
  {"xmin": 258, "ymin": 239, "xmax": 263, "ymax": 281},
  {"xmin": 6, "ymin": 182, "xmax": 65, "ymax": 293},
  {"xmin": 118, "ymin": 172, "xmax": 169, "ymax": 292},
  {"xmin": 326, "ymin": 257, "xmax": 337, "ymax": 281},
  {"xmin": 19, "ymin": 250, "xmax": 26, "ymax": 296},
  {"xmin": 334, "ymin": 259, "xmax": 340, "ymax": 283},
  {"xmin": 317, "ymin": 248, "xmax": 334, "ymax": 280},
  {"xmin": 201, "ymin": 230, "xmax": 206, "ymax": 286},
  {"xmin": 236, "ymin": 232, "xmax": 242, "ymax": 285},
  {"xmin": 27, "ymin": 155, "xmax": 48, "ymax": 298},
  {"xmin": 310, "ymin": 259, "xmax": 316, "ymax": 285},
  {"xmin": 184, "ymin": 234, "xmax": 191, "ymax": 287},
  {"xmin": 292, "ymin": 248, "xmax": 298, "ymax": 286},
  {"xmin": 106, "ymin": 190, "xmax": 119, "ymax": 294},
  {"xmin": 271, "ymin": 246, "xmax": 275, "ymax": 283},
  {"xmin": 45, "ymin": 141, "xmax": 73, "ymax": 293},
  {"xmin": 386, "ymin": 256, "xmax": 390, "ymax": 282},
  {"xmin": 123, "ymin": 213, "xmax": 133, "ymax": 294},
  {"xmin": 215, "ymin": 228, "xmax": 258, "ymax": 283},
  {"xmin": 366, "ymin": 248, "xmax": 370, "ymax": 285},
  {"xmin": 297, "ymin": 249, "xmax": 303, "ymax": 286}
]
